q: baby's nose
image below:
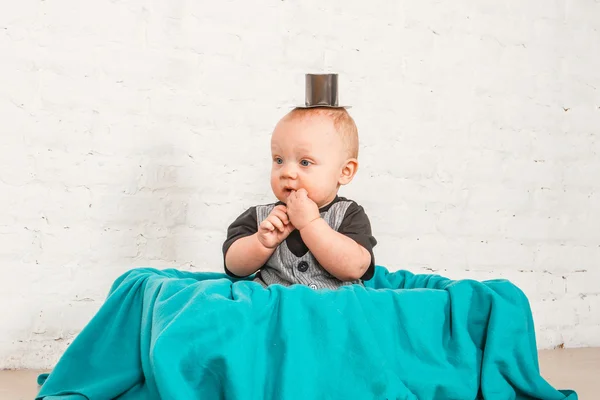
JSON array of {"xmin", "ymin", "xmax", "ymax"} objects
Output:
[{"xmin": 280, "ymin": 163, "xmax": 298, "ymax": 178}]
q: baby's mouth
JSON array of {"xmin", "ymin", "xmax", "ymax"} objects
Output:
[{"xmin": 283, "ymin": 187, "xmax": 295, "ymax": 196}]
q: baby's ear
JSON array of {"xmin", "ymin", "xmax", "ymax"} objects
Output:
[{"xmin": 339, "ymin": 158, "xmax": 358, "ymax": 186}]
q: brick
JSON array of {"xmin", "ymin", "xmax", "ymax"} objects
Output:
[
  {"xmin": 566, "ymin": 271, "xmax": 600, "ymax": 296},
  {"xmin": 534, "ymin": 245, "xmax": 600, "ymax": 273}
]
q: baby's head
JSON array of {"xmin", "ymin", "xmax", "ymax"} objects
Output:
[{"xmin": 270, "ymin": 106, "xmax": 359, "ymax": 208}]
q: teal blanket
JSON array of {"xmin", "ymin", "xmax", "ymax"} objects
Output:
[{"xmin": 36, "ymin": 266, "xmax": 577, "ymax": 399}]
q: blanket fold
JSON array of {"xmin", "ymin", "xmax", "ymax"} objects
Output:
[{"xmin": 36, "ymin": 266, "xmax": 577, "ymax": 399}]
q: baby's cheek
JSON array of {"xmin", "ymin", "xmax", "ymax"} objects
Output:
[{"xmin": 307, "ymin": 193, "xmax": 319, "ymax": 204}]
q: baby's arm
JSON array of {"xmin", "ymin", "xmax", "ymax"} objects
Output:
[
  {"xmin": 300, "ymin": 220, "xmax": 371, "ymax": 281},
  {"xmin": 225, "ymin": 234, "xmax": 275, "ymax": 277},
  {"xmin": 224, "ymin": 205, "xmax": 294, "ymax": 277}
]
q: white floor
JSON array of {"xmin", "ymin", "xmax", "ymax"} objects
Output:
[{"xmin": 2, "ymin": 348, "xmax": 597, "ymax": 399}]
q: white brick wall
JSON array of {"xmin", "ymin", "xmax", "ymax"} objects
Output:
[{"xmin": 1, "ymin": 0, "xmax": 599, "ymax": 369}]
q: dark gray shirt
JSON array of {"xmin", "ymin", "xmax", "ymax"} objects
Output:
[{"xmin": 223, "ymin": 196, "xmax": 377, "ymax": 288}]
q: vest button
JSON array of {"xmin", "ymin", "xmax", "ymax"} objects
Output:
[
  {"xmin": 297, "ymin": 261, "xmax": 309, "ymax": 272},
  {"xmin": 309, "ymin": 283, "xmax": 318, "ymax": 290}
]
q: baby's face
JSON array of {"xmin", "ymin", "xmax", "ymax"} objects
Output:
[{"xmin": 270, "ymin": 114, "xmax": 347, "ymax": 208}]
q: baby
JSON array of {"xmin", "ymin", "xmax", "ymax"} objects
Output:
[{"xmin": 222, "ymin": 106, "xmax": 377, "ymax": 290}]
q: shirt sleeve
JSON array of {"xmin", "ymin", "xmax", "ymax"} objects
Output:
[
  {"xmin": 338, "ymin": 202, "xmax": 378, "ymax": 281},
  {"xmin": 222, "ymin": 206, "xmax": 258, "ymax": 278}
]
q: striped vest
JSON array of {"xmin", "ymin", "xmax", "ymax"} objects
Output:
[{"xmin": 254, "ymin": 200, "xmax": 362, "ymax": 290}]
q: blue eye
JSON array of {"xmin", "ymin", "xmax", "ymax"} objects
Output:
[
  {"xmin": 300, "ymin": 160, "xmax": 311, "ymax": 166},
  {"xmin": 274, "ymin": 158, "xmax": 283, "ymax": 164}
]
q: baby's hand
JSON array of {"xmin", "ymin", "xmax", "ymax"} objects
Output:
[
  {"xmin": 286, "ymin": 189, "xmax": 321, "ymax": 231},
  {"xmin": 257, "ymin": 205, "xmax": 295, "ymax": 249}
]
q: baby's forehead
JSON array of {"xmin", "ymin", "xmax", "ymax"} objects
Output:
[
  {"xmin": 271, "ymin": 132, "xmax": 345, "ymax": 159},
  {"xmin": 277, "ymin": 113, "xmax": 340, "ymax": 139},
  {"xmin": 273, "ymin": 116, "xmax": 337, "ymax": 141},
  {"xmin": 273, "ymin": 107, "xmax": 358, "ymax": 158}
]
